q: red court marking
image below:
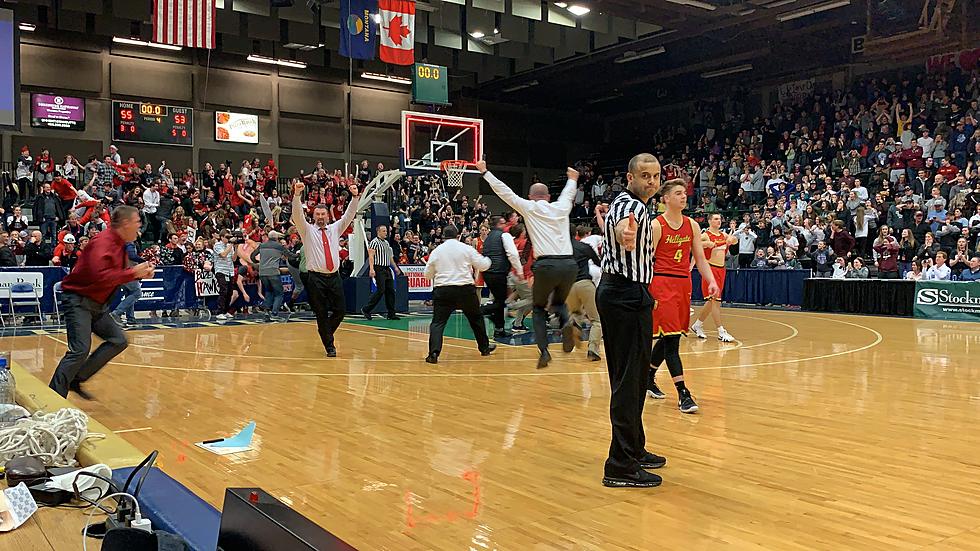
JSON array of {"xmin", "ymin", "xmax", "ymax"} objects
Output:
[{"xmin": 404, "ymin": 470, "xmax": 481, "ymax": 531}]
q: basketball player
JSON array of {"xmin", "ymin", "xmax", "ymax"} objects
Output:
[
  {"xmin": 478, "ymin": 161, "xmax": 580, "ymax": 368},
  {"xmin": 645, "ymin": 180, "xmax": 719, "ymax": 414},
  {"xmin": 691, "ymin": 213, "xmax": 738, "ymax": 342}
]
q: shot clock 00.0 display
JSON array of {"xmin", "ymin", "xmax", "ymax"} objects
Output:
[
  {"xmin": 112, "ymin": 100, "xmax": 193, "ymax": 146},
  {"xmin": 412, "ymin": 63, "xmax": 449, "ymax": 106}
]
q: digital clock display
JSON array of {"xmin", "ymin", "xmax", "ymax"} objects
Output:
[
  {"xmin": 112, "ymin": 100, "xmax": 193, "ymax": 147},
  {"xmin": 412, "ymin": 63, "xmax": 449, "ymax": 106}
]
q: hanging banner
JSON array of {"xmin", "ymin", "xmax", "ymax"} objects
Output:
[
  {"xmin": 926, "ymin": 46, "xmax": 980, "ymax": 74},
  {"xmin": 778, "ymin": 79, "xmax": 814, "ymax": 104},
  {"xmin": 914, "ymin": 281, "xmax": 980, "ymax": 322}
]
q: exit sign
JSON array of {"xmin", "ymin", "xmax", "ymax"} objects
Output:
[{"xmin": 412, "ymin": 63, "xmax": 449, "ymax": 106}]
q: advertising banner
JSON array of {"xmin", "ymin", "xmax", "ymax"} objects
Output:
[
  {"xmin": 215, "ymin": 111, "xmax": 258, "ymax": 144},
  {"xmin": 913, "ymin": 281, "xmax": 980, "ymax": 322},
  {"xmin": 31, "ymin": 94, "xmax": 85, "ymax": 130},
  {"xmin": 401, "ymin": 264, "xmax": 432, "ymax": 295}
]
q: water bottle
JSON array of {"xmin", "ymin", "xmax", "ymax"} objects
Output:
[{"xmin": 0, "ymin": 358, "xmax": 16, "ymax": 405}]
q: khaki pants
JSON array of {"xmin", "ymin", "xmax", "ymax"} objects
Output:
[{"xmin": 566, "ymin": 279, "xmax": 601, "ymax": 354}]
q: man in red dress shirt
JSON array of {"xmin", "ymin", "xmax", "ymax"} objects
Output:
[{"xmin": 48, "ymin": 205, "xmax": 155, "ymax": 399}]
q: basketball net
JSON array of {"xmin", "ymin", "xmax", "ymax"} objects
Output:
[{"xmin": 440, "ymin": 160, "xmax": 470, "ymax": 188}]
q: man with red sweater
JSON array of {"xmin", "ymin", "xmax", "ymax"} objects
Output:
[{"xmin": 48, "ymin": 205, "xmax": 155, "ymax": 399}]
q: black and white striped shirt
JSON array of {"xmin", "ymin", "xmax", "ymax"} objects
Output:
[
  {"xmin": 601, "ymin": 191, "xmax": 653, "ymax": 283},
  {"xmin": 368, "ymin": 237, "xmax": 395, "ymax": 267}
]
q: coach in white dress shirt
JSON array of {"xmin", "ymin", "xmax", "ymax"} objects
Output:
[
  {"xmin": 478, "ymin": 160, "xmax": 580, "ymax": 368},
  {"xmin": 291, "ymin": 179, "xmax": 360, "ymax": 357},
  {"xmin": 424, "ymin": 226, "xmax": 495, "ymax": 364}
]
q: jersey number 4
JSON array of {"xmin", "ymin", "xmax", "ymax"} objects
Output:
[{"xmin": 673, "ymin": 249, "xmax": 684, "ymax": 263}]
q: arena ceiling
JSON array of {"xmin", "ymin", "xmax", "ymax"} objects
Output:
[{"xmin": 8, "ymin": 0, "xmax": 866, "ymax": 111}]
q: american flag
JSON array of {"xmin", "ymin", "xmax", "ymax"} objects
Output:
[{"xmin": 153, "ymin": 0, "xmax": 216, "ymax": 49}]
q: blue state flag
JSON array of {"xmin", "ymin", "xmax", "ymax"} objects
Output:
[{"xmin": 340, "ymin": 0, "xmax": 377, "ymax": 60}]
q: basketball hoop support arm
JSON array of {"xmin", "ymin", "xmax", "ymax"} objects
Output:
[{"xmin": 350, "ymin": 169, "xmax": 405, "ymax": 274}]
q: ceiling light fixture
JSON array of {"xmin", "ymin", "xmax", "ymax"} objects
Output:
[
  {"xmin": 700, "ymin": 64, "xmax": 753, "ymax": 78},
  {"xmin": 113, "ymin": 36, "xmax": 183, "ymax": 51},
  {"xmin": 777, "ymin": 0, "xmax": 850, "ymax": 21},
  {"xmin": 555, "ymin": 2, "xmax": 568, "ymax": 7},
  {"xmin": 763, "ymin": 0, "xmax": 797, "ymax": 7},
  {"xmin": 664, "ymin": 0, "xmax": 717, "ymax": 11},
  {"xmin": 18, "ymin": 23, "xmax": 35, "ymax": 32},
  {"xmin": 567, "ymin": 4, "xmax": 591, "ymax": 15},
  {"xmin": 362, "ymin": 72, "xmax": 412, "ymax": 85},
  {"xmin": 247, "ymin": 54, "xmax": 307, "ymax": 68},
  {"xmin": 502, "ymin": 80, "xmax": 540, "ymax": 93},
  {"xmin": 614, "ymin": 46, "xmax": 666, "ymax": 64},
  {"xmin": 470, "ymin": 31, "xmax": 485, "ymax": 39}
]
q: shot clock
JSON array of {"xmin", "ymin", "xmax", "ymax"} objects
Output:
[
  {"xmin": 411, "ymin": 63, "xmax": 449, "ymax": 106},
  {"xmin": 112, "ymin": 100, "xmax": 194, "ymax": 146}
]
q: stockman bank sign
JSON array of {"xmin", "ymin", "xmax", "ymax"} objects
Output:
[{"xmin": 914, "ymin": 281, "xmax": 980, "ymax": 322}]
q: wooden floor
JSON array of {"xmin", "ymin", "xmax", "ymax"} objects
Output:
[{"xmin": 6, "ymin": 309, "xmax": 980, "ymax": 550}]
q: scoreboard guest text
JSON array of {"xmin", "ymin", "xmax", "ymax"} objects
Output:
[
  {"xmin": 412, "ymin": 63, "xmax": 449, "ymax": 106},
  {"xmin": 112, "ymin": 100, "xmax": 194, "ymax": 147}
]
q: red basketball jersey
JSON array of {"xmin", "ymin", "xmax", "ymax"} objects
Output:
[
  {"xmin": 703, "ymin": 230, "xmax": 727, "ymax": 252},
  {"xmin": 654, "ymin": 214, "xmax": 694, "ymax": 277}
]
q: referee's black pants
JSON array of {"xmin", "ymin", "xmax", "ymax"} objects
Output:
[
  {"xmin": 428, "ymin": 284, "xmax": 492, "ymax": 357},
  {"xmin": 481, "ymin": 271, "xmax": 509, "ymax": 331},
  {"xmin": 364, "ymin": 265, "xmax": 396, "ymax": 317},
  {"xmin": 306, "ymin": 271, "xmax": 345, "ymax": 353},
  {"xmin": 531, "ymin": 256, "xmax": 577, "ymax": 354},
  {"xmin": 596, "ymin": 273, "xmax": 654, "ymax": 476}
]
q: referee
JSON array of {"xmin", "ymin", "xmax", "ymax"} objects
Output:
[
  {"xmin": 361, "ymin": 225, "xmax": 401, "ymax": 321},
  {"xmin": 597, "ymin": 153, "xmax": 666, "ymax": 489}
]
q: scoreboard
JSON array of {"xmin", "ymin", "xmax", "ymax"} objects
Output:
[
  {"xmin": 112, "ymin": 100, "xmax": 193, "ymax": 147},
  {"xmin": 412, "ymin": 63, "xmax": 449, "ymax": 106}
]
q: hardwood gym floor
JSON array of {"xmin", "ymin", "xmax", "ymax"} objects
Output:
[{"xmin": 6, "ymin": 309, "xmax": 980, "ymax": 550}]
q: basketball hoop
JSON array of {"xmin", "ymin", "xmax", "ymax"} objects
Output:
[{"xmin": 440, "ymin": 160, "xmax": 471, "ymax": 188}]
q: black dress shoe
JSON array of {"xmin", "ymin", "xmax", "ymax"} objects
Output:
[
  {"xmin": 69, "ymin": 381, "xmax": 95, "ymax": 401},
  {"xmin": 493, "ymin": 330, "xmax": 513, "ymax": 339},
  {"xmin": 386, "ymin": 314, "xmax": 402, "ymax": 321},
  {"xmin": 587, "ymin": 351, "xmax": 601, "ymax": 362},
  {"xmin": 361, "ymin": 308, "xmax": 373, "ymax": 321},
  {"xmin": 326, "ymin": 348, "xmax": 337, "ymax": 358},
  {"xmin": 637, "ymin": 452, "xmax": 667, "ymax": 469},
  {"xmin": 481, "ymin": 343, "xmax": 497, "ymax": 356},
  {"xmin": 425, "ymin": 353, "xmax": 438, "ymax": 364},
  {"xmin": 537, "ymin": 350, "xmax": 552, "ymax": 369},
  {"xmin": 602, "ymin": 469, "xmax": 662, "ymax": 488}
]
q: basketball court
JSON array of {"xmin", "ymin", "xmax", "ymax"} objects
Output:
[{"xmin": 7, "ymin": 309, "xmax": 980, "ymax": 550}]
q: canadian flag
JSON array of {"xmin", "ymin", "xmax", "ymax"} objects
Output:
[{"xmin": 379, "ymin": 0, "xmax": 415, "ymax": 66}]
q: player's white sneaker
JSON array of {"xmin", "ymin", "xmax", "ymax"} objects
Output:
[
  {"xmin": 691, "ymin": 320, "xmax": 707, "ymax": 339},
  {"xmin": 718, "ymin": 327, "xmax": 735, "ymax": 343}
]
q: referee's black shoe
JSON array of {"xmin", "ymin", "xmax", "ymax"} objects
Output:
[
  {"xmin": 425, "ymin": 353, "xmax": 438, "ymax": 364},
  {"xmin": 637, "ymin": 451, "xmax": 667, "ymax": 469},
  {"xmin": 481, "ymin": 343, "xmax": 497, "ymax": 356},
  {"xmin": 602, "ymin": 469, "xmax": 662, "ymax": 488},
  {"xmin": 361, "ymin": 307, "xmax": 373, "ymax": 321},
  {"xmin": 537, "ymin": 350, "xmax": 552, "ymax": 369}
]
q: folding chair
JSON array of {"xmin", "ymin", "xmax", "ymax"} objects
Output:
[
  {"xmin": 7, "ymin": 282, "xmax": 42, "ymax": 326},
  {"xmin": 52, "ymin": 281, "xmax": 64, "ymax": 326}
]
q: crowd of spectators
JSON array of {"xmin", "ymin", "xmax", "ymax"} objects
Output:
[{"xmin": 1, "ymin": 67, "xmax": 979, "ymax": 323}]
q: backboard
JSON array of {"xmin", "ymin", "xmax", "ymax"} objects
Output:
[{"xmin": 401, "ymin": 111, "xmax": 484, "ymax": 174}]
